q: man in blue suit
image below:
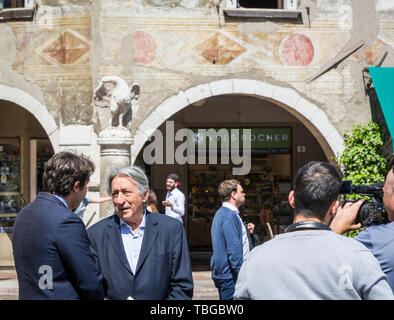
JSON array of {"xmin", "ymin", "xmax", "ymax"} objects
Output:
[
  {"xmin": 210, "ymin": 179, "xmax": 250, "ymax": 300},
  {"xmin": 87, "ymin": 166, "xmax": 193, "ymax": 300},
  {"xmin": 12, "ymin": 151, "xmax": 104, "ymax": 300}
]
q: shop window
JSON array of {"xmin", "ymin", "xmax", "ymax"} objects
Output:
[
  {"xmin": 0, "ymin": 0, "xmax": 35, "ymax": 22},
  {"xmin": 187, "ymin": 128, "xmax": 293, "ymax": 249},
  {"xmin": 29, "ymin": 139, "xmax": 54, "ymax": 201},
  {"xmin": 0, "ymin": 139, "xmax": 22, "ymax": 231}
]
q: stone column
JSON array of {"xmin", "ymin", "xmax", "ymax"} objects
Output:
[{"xmin": 97, "ymin": 127, "xmax": 133, "ymax": 218}]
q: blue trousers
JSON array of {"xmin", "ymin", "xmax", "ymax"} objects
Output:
[{"xmin": 213, "ymin": 277, "xmax": 236, "ymax": 300}]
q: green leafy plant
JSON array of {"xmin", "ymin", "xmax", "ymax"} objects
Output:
[
  {"xmin": 336, "ymin": 121, "xmax": 388, "ymax": 236},
  {"xmin": 344, "ymin": 228, "xmax": 365, "ymax": 238},
  {"xmin": 337, "ymin": 121, "xmax": 388, "ymax": 195}
]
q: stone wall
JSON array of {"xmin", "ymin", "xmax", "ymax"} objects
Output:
[{"xmin": 0, "ymin": 0, "xmax": 393, "ymax": 162}]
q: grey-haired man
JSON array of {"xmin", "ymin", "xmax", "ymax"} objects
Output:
[{"xmin": 87, "ymin": 166, "xmax": 193, "ymax": 300}]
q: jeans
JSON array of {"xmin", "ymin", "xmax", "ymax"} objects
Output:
[{"xmin": 213, "ymin": 277, "xmax": 236, "ymax": 300}]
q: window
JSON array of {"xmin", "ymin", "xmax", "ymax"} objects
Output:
[
  {"xmin": 227, "ymin": 0, "xmax": 298, "ymax": 10},
  {"xmin": 0, "ymin": 0, "xmax": 35, "ymax": 22},
  {"xmin": 224, "ymin": 0, "xmax": 301, "ymax": 22},
  {"xmin": 0, "ymin": 0, "xmax": 24, "ymax": 9},
  {"xmin": 239, "ymin": 0, "xmax": 282, "ymax": 9}
]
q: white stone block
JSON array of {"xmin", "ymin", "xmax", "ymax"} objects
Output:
[
  {"xmin": 59, "ymin": 125, "xmax": 93, "ymax": 146},
  {"xmin": 325, "ymin": 131, "xmax": 345, "ymax": 157},
  {"xmin": 185, "ymin": 83, "xmax": 212, "ymax": 105},
  {"xmin": 130, "ymin": 128, "xmax": 152, "ymax": 162},
  {"xmin": 48, "ymin": 129, "xmax": 60, "ymax": 152},
  {"xmin": 209, "ymin": 79, "xmax": 233, "ymax": 96},
  {"xmin": 138, "ymin": 111, "xmax": 166, "ymax": 136},
  {"xmin": 272, "ymin": 86, "xmax": 301, "ymax": 108},
  {"xmin": 233, "ymin": 79, "xmax": 257, "ymax": 95},
  {"xmin": 0, "ymin": 85, "xmax": 15, "ymax": 105},
  {"xmin": 253, "ymin": 81, "xmax": 275, "ymax": 99},
  {"xmin": 292, "ymin": 98, "xmax": 319, "ymax": 121},
  {"xmin": 32, "ymin": 104, "xmax": 57, "ymax": 135},
  {"xmin": 155, "ymin": 90, "xmax": 189, "ymax": 120}
]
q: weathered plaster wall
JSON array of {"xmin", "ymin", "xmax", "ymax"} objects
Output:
[
  {"xmin": 89, "ymin": 0, "xmax": 394, "ymax": 143},
  {"xmin": 0, "ymin": 24, "xmax": 45, "ymax": 110},
  {"xmin": 4, "ymin": 3, "xmax": 93, "ymax": 128},
  {"xmin": 143, "ymin": 0, "xmax": 220, "ymax": 8},
  {"xmin": 1, "ymin": 0, "xmax": 394, "ymax": 153}
]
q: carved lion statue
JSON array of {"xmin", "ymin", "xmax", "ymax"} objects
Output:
[{"xmin": 94, "ymin": 76, "xmax": 140, "ymax": 129}]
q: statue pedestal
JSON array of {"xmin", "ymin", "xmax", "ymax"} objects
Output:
[{"xmin": 97, "ymin": 127, "xmax": 133, "ymax": 218}]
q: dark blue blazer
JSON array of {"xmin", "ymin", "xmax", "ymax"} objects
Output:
[
  {"xmin": 87, "ymin": 211, "xmax": 194, "ymax": 300},
  {"xmin": 12, "ymin": 192, "xmax": 105, "ymax": 300}
]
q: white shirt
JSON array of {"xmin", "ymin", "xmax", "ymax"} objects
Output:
[
  {"xmin": 119, "ymin": 212, "xmax": 146, "ymax": 274},
  {"xmin": 165, "ymin": 187, "xmax": 185, "ymax": 223},
  {"xmin": 222, "ymin": 202, "xmax": 249, "ymax": 257}
]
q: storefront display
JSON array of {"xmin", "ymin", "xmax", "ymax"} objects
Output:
[
  {"xmin": 35, "ymin": 139, "xmax": 54, "ymax": 194},
  {"xmin": 186, "ymin": 127, "xmax": 293, "ymax": 249},
  {"xmin": 0, "ymin": 139, "xmax": 21, "ymax": 228},
  {"xmin": 187, "ymin": 161, "xmax": 293, "ymax": 249},
  {"xmin": 0, "ymin": 138, "xmax": 53, "ymax": 230}
]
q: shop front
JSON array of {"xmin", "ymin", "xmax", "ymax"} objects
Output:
[
  {"xmin": 143, "ymin": 94, "xmax": 329, "ymax": 252},
  {"xmin": 0, "ymin": 100, "xmax": 54, "ymax": 265},
  {"xmin": 187, "ymin": 127, "xmax": 293, "ymax": 250}
]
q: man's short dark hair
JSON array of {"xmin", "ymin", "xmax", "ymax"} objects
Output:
[
  {"xmin": 293, "ymin": 161, "xmax": 342, "ymax": 221},
  {"xmin": 42, "ymin": 151, "xmax": 95, "ymax": 196}
]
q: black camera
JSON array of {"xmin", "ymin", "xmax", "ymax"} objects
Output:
[{"xmin": 339, "ymin": 180, "xmax": 388, "ymax": 227}]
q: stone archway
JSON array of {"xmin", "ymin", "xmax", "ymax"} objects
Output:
[
  {"xmin": 0, "ymin": 84, "xmax": 59, "ymax": 150},
  {"xmin": 131, "ymin": 79, "xmax": 344, "ymax": 163}
]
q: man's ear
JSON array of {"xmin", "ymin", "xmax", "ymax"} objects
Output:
[
  {"xmin": 330, "ymin": 200, "xmax": 340, "ymax": 217},
  {"xmin": 142, "ymin": 190, "xmax": 149, "ymax": 203},
  {"xmin": 288, "ymin": 190, "xmax": 295, "ymax": 208},
  {"xmin": 71, "ymin": 181, "xmax": 81, "ymax": 193}
]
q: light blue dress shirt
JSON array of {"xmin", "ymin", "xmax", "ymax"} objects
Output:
[
  {"xmin": 53, "ymin": 193, "xmax": 68, "ymax": 208},
  {"xmin": 119, "ymin": 211, "xmax": 146, "ymax": 275}
]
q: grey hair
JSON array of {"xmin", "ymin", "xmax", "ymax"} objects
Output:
[{"xmin": 107, "ymin": 166, "xmax": 149, "ymax": 196}]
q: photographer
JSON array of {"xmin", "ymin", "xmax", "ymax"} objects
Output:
[
  {"xmin": 234, "ymin": 161, "xmax": 393, "ymax": 300},
  {"xmin": 331, "ymin": 160, "xmax": 394, "ymax": 292}
]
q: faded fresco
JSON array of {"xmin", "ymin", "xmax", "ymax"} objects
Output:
[{"xmin": 0, "ymin": 0, "xmax": 393, "ymax": 137}]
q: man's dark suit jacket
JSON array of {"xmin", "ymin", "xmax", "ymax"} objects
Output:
[
  {"xmin": 87, "ymin": 211, "xmax": 194, "ymax": 300},
  {"xmin": 12, "ymin": 192, "xmax": 104, "ymax": 300}
]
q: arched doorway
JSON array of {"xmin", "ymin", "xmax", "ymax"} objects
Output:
[
  {"xmin": 0, "ymin": 96, "xmax": 56, "ymax": 266},
  {"xmin": 0, "ymin": 84, "xmax": 58, "ymax": 149},
  {"xmin": 131, "ymin": 79, "xmax": 344, "ymax": 269},
  {"xmin": 140, "ymin": 94, "xmax": 327, "ymax": 234},
  {"xmin": 131, "ymin": 79, "xmax": 344, "ymax": 163}
]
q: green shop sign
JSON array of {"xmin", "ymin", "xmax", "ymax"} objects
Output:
[{"xmin": 191, "ymin": 128, "xmax": 291, "ymax": 154}]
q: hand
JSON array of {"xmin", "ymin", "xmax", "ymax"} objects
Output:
[
  {"xmin": 162, "ymin": 201, "xmax": 173, "ymax": 208},
  {"xmin": 330, "ymin": 199, "xmax": 364, "ymax": 234},
  {"xmin": 247, "ymin": 223, "xmax": 255, "ymax": 234}
]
